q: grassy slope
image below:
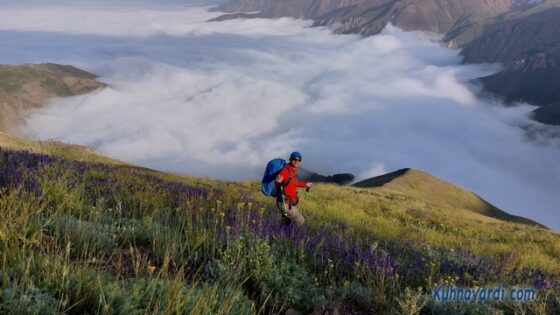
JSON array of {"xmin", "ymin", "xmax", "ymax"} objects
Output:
[
  {"xmin": 5, "ymin": 133, "xmax": 557, "ymax": 272},
  {"xmin": 0, "ymin": 131, "xmax": 219, "ymax": 191},
  {"xmin": 353, "ymin": 168, "xmax": 545, "ymax": 227},
  {"xmin": 3, "ymin": 133, "xmax": 559, "ymax": 271},
  {"xmin": 1, "ymin": 136, "xmax": 559, "ymax": 313},
  {"xmin": 0, "ymin": 132, "xmax": 124, "ymax": 166},
  {"xmin": 289, "ymin": 186, "xmax": 560, "ymax": 272}
]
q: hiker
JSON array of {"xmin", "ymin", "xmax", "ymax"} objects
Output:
[{"xmin": 275, "ymin": 151, "xmax": 312, "ymax": 226}]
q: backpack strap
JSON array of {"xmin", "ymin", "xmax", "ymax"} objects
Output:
[
  {"xmin": 281, "ymin": 166, "xmax": 295, "ymax": 187},
  {"xmin": 283, "ymin": 174, "xmax": 294, "ymax": 187}
]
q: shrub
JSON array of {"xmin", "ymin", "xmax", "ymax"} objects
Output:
[
  {"xmin": 46, "ymin": 215, "xmax": 116, "ymax": 256},
  {"xmin": 0, "ymin": 285, "xmax": 61, "ymax": 315}
]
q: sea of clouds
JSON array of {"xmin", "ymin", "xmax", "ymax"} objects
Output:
[{"xmin": 0, "ymin": 1, "xmax": 559, "ymax": 229}]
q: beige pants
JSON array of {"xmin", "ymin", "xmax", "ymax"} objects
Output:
[{"xmin": 285, "ymin": 204, "xmax": 305, "ymax": 226}]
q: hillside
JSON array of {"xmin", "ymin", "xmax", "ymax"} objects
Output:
[
  {"xmin": 0, "ymin": 63, "xmax": 106, "ymax": 133},
  {"xmin": 1, "ymin": 137, "xmax": 559, "ymax": 313},
  {"xmin": 353, "ymin": 168, "xmax": 545, "ymax": 228},
  {"xmin": 461, "ymin": 6, "xmax": 560, "ymax": 124},
  {"xmin": 211, "ymin": 0, "xmax": 532, "ymax": 45},
  {"xmin": 0, "ymin": 131, "xmax": 125, "ymax": 165}
]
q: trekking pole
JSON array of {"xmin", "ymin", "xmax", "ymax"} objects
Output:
[{"xmin": 276, "ymin": 185, "xmax": 289, "ymax": 217}]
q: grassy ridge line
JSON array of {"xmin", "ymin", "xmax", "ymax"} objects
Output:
[
  {"xmin": 0, "ymin": 132, "xmax": 224, "ymax": 199},
  {"xmin": 0, "ymin": 131, "xmax": 125, "ymax": 166},
  {"xmin": 353, "ymin": 168, "xmax": 546, "ymax": 228},
  {"xmin": 0, "ymin": 131, "xmax": 227, "ymax": 191}
]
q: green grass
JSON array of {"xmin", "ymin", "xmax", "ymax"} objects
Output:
[
  {"xmin": 284, "ymin": 183, "xmax": 560, "ymax": 272},
  {"xmin": 1, "ymin": 136, "xmax": 559, "ymax": 314},
  {"xmin": 0, "ymin": 71, "xmax": 24, "ymax": 93},
  {"xmin": 353, "ymin": 168, "xmax": 543, "ymax": 227},
  {"xmin": 40, "ymin": 78, "xmax": 73, "ymax": 96}
]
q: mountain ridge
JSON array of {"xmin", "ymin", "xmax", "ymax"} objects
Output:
[
  {"xmin": 353, "ymin": 167, "xmax": 547, "ymax": 228},
  {"xmin": 0, "ymin": 63, "xmax": 107, "ymax": 133},
  {"xmin": 461, "ymin": 6, "xmax": 560, "ymax": 124},
  {"xmin": 211, "ymin": 0, "xmax": 531, "ymax": 44}
]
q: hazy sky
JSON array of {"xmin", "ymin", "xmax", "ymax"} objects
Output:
[{"xmin": 0, "ymin": 3, "xmax": 559, "ymax": 229}]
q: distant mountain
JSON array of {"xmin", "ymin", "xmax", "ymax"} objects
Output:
[
  {"xmin": 353, "ymin": 168, "xmax": 546, "ymax": 228},
  {"xmin": 461, "ymin": 6, "xmax": 560, "ymax": 125},
  {"xmin": 211, "ymin": 0, "xmax": 533, "ymax": 44},
  {"xmin": 0, "ymin": 63, "xmax": 106, "ymax": 133},
  {"xmin": 298, "ymin": 167, "xmax": 355, "ymax": 185},
  {"xmin": 211, "ymin": 0, "xmax": 560, "ymax": 125}
]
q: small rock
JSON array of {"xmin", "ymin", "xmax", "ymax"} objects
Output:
[{"xmin": 285, "ymin": 309, "xmax": 301, "ymax": 315}]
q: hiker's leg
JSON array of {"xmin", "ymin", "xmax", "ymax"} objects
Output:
[
  {"xmin": 277, "ymin": 201, "xmax": 292, "ymax": 225},
  {"xmin": 286, "ymin": 205, "xmax": 305, "ymax": 226}
]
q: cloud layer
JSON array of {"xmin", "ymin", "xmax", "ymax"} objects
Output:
[{"xmin": 1, "ymin": 4, "xmax": 559, "ymax": 229}]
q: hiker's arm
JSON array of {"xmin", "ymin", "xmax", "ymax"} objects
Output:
[{"xmin": 295, "ymin": 179, "xmax": 308, "ymax": 188}]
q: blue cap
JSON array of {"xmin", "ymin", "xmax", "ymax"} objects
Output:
[{"xmin": 290, "ymin": 151, "xmax": 302, "ymax": 160}]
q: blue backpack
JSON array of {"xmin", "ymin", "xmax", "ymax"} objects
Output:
[{"xmin": 261, "ymin": 158, "xmax": 287, "ymax": 197}]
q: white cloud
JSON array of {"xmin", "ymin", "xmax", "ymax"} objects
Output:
[
  {"xmin": 0, "ymin": 6, "xmax": 316, "ymax": 37},
  {"xmin": 1, "ymin": 3, "xmax": 559, "ymax": 229},
  {"xmin": 358, "ymin": 163, "xmax": 388, "ymax": 181}
]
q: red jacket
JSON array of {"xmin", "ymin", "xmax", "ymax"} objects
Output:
[{"xmin": 277, "ymin": 164, "xmax": 307, "ymax": 205}]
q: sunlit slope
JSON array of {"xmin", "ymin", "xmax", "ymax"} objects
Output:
[
  {"xmin": 2, "ymin": 134, "xmax": 556, "ymax": 273},
  {"xmin": 0, "ymin": 63, "xmax": 106, "ymax": 132},
  {"xmin": 281, "ymin": 184, "xmax": 559, "ymax": 273},
  {"xmin": 0, "ymin": 131, "xmax": 215, "ymax": 188},
  {"xmin": 353, "ymin": 168, "xmax": 545, "ymax": 228},
  {"xmin": 2, "ymin": 135, "xmax": 557, "ymax": 273},
  {"xmin": 0, "ymin": 131, "xmax": 225, "ymax": 193},
  {"xmin": 1, "ymin": 142, "xmax": 559, "ymax": 313}
]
